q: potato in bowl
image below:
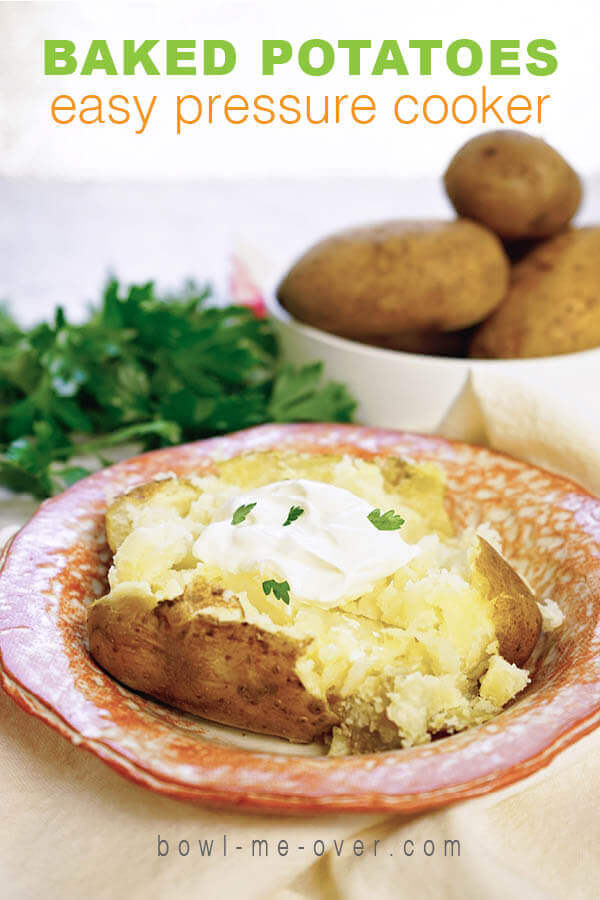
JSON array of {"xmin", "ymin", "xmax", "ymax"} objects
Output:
[{"xmin": 88, "ymin": 449, "xmax": 544, "ymax": 754}]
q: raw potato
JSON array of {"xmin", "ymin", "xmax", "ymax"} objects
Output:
[
  {"xmin": 88, "ymin": 450, "xmax": 543, "ymax": 750},
  {"xmin": 277, "ymin": 220, "xmax": 510, "ymax": 339},
  {"xmin": 471, "ymin": 228, "xmax": 600, "ymax": 358},
  {"xmin": 444, "ymin": 131, "xmax": 582, "ymax": 241}
]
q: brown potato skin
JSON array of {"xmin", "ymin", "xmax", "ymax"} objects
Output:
[
  {"xmin": 277, "ymin": 219, "xmax": 509, "ymax": 339},
  {"xmin": 470, "ymin": 228, "xmax": 600, "ymax": 358},
  {"xmin": 444, "ymin": 131, "xmax": 581, "ymax": 241},
  {"xmin": 475, "ymin": 537, "xmax": 541, "ymax": 667},
  {"xmin": 88, "ymin": 576, "xmax": 339, "ymax": 743}
]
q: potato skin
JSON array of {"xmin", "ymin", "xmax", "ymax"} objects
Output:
[
  {"xmin": 277, "ymin": 220, "xmax": 509, "ymax": 339},
  {"xmin": 88, "ymin": 576, "xmax": 339, "ymax": 743},
  {"xmin": 444, "ymin": 131, "xmax": 581, "ymax": 241},
  {"xmin": 471, "ymin": 228, "xmax": 600, "ymax": 358},
  {"xmin": 475, "ymin": 537, "xmax": 541, "ymax": 667}
]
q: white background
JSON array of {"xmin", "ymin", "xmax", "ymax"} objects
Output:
[{"xmin": 1, "ymin": 0, "xmax": 599, "ymax": 181}]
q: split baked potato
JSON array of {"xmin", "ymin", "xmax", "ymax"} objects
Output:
[{"xmin": 88, "ymin": 450, "xmax": 542, "ymax": 753}]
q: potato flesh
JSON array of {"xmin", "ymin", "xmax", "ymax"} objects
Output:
[{"xmin": 92, "ymin": 451, "xmax": 540, "ymax": 753}]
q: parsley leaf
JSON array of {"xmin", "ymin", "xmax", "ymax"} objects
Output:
[
  {"xmin": 367, "ymin": 509, "xmax": 406, "ymax": 531},
  {"xmin": 0, "ymin": 279, "xmax": 357, "ymax": 498},
  {"xmin": 231, "ymin": 502, "xmax": 256, "ymax": 525},
  {"xmin": 54, "ymin": 465, "xmax": 92, "ymax": 489},
  {"xmin": 268, "ymin": 362, "xmax": 356, "ymax": 422},
  {"xmin": 283, "ymin": 505, "xmax": 304, "ymax": 526},
  {"xmin": 262, "ymin": 579, "xmax": 291, "ymax": 605}
]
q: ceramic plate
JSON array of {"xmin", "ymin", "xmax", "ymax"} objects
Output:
[{"xmin": 1, "ymin": 423, "xmax": 599, "ymax": 813}]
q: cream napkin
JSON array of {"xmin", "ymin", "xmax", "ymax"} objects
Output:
[{"xmin": 439, "ymin": 367, "xmax": 600, "ymax": 495}]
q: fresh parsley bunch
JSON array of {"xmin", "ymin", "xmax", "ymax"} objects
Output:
[{"xmin": 0, "ymin": 279, "xmax": 356, "ymax": 498}]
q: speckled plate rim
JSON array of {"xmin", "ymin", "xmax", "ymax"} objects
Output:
[{"xmin": 1, "ymin": 424, "xmax": 599, "ymax": 814}]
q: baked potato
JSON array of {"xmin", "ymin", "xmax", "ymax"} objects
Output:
[
  {"xmin": 444, "ymin": 130, "xmax": 581, "ymax": 241},
  {"xmin": 471, "ymin": 227, "xmax": 600, "ymax": 358},
  {"xmin": 88, "ymin": 450, "xmax": 542, "ymax": 753},
  {"xmin": 277, "ymin": 220, "xmax": 509, "ymax": 340}
]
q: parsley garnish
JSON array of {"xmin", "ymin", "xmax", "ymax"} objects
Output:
[
  {"xmin": 367, "ymin": 509, "xmax": 405, "ymax": 531},
  {"xmin": 283, "ymin": 505, "xmax": 304, "ymax": 526},
  {"xmin": 0, "ymin": 279, "xmax": 356, "ymax": 498},
  {"xmin": 262, "ymin": 579, "xmax": 291, "ymax": 605},
  {"xmin": 231, "ymin": 502, "xmax": 256, "ymax": 525}
]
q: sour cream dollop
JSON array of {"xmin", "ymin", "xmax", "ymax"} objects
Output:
[{"xmin": 192, "ymin": 479, "xmax": 419, "ymax": 609}]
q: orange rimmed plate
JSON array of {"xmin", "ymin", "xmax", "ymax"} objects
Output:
[{"xmin": 1, "ymin": 423, "xmax": 600, "ymax": 813}]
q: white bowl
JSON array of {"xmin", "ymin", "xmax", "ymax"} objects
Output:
[{"xmin": 267, "ymin": 293, "xmax": 600, "ymax": 433}]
